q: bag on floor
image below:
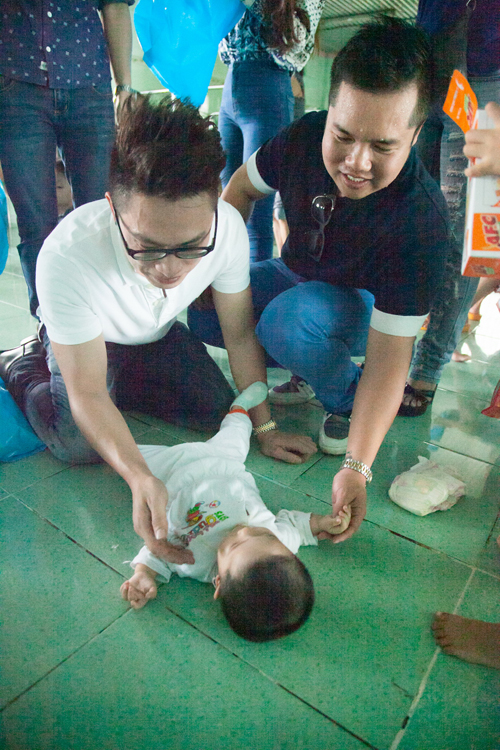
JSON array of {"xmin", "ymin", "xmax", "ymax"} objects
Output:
[
  {"xmin": 0, "ymin": 181, "xmax": 8, "ymax": 276},
  {"xmin": 389, "ymin": 456, "xmax": 465, "ymax": 517},
  {"xmin": 134, "ymin": 0, "xmax": 245, "ymax": 106},
  {"xmin": 0, "ymin": 377, "xmax": 45, "ymax": 462}
]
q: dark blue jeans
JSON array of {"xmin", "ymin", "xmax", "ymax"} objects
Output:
[
  {"xmin": 189, "ymin": 259, "xmax": 374, "ymax": 415},
  {"xmin": 0, "ymin": 78, "xmax": 115, "ymax": 316},
  {"xmin": 218, "ymin": 60, "xmax": 294, "ymax": 262},
  {"xmin": 25, "ymin": 323, "xmax": 234, "ymax": 464}
]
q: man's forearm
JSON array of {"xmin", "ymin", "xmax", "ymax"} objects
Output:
[
  {"xmin": 69, "ymin": 390, "xmax": 154, "ymax": 489},
  {"xmin": 225, "ymin": 330, "xmax": 272, "ymax": 426},
  {"xmin": 101, "ymin": 2, "xmax": 133, "ymax": 87},
  {"xmin": 345, "ymin": 332, "xmax": 414, "ymax": 468},
  {"xmin": 221, "ymin": 166, "xmax": 260, "ymax": 223}
]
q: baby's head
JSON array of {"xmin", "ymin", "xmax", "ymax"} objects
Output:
[{"xmin": 213, "ymin": 526, "xmax": 314, "ymax": 642}]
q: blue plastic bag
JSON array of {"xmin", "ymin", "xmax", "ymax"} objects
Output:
[
  {"xmin": 0, "ymin": 377, "xmax": 45, "ymax": 462},
  {"xmin": 134, "ymin": 0, "xmax": 245, "ymax": 106},
  {"xmin": 0, "ymin": 181, "xmax": 8, "ymax": 276}
]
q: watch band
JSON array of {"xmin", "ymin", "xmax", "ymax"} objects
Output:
[
  {"xmin": 253, "ymin": 419, "xmax": 278, "ymax": 435},
  {"xmin": 340, "ymin": 458, "xmax": 373, "ymax": 483},
  {"xmin": 114, "ymin": 84, "xmax": 138, "ymax": 96}
]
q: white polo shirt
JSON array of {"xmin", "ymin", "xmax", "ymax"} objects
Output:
[{"xmin": 36, "ymin": 198, "xmax": 250, "ymax": 346}]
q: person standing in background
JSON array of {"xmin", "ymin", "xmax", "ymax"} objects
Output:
[
  {"xmin": 0, "ymin": 0, "xmax": 136, "ymax": 317},
  {"xmin": 218, "ymin": 0, "xmax": 325, "ymax": 262},
  {"xmin": 399, "ymin": 0, "xmax": 500, "ymax": 416}
]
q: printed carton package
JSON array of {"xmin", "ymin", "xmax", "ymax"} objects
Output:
[{"xmin": 443, "ymin": 71, "xmax": 500, "ymax": 278}]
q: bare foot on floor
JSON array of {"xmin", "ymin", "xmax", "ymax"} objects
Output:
[
  {"xmin": 432, "ymin": 612, "xmax": 500, "ymax": 670},
  {"xmin": 451, "ymin": 350, "xmax": 471, "ymax": 363}
]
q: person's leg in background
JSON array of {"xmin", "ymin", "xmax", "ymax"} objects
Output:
[
  {"xmin": 401, "ymin": 75, "xmax": 499, "ymax": 414},
  {"xmin": 220, "ymin": 60, "xmax": 294, "ymax": 262},
  {"xmin": 0, "ymin": 80, "xmax": 59, "ymax": 316},
  {"xmin": 58, "ymin": 84, "xmax": 115, "ymax": 208},
  {"xmin": 219, "ymin": 64, "xmax": 245, "ymax": 196}
]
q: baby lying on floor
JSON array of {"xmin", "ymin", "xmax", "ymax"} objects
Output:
[{"xmin": 122, "ymin": 382, "xmax": 350, "ymax": 642}]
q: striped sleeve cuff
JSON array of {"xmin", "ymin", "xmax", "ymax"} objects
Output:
[
  {"xmin": 370, "ymin": 308, "xmax": 428, "ymax": 337},
  {"xmin": 246, "ymin": 150, "xmax": 276, "ymax": 195}
]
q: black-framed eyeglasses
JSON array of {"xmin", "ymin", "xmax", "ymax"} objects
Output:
[{"xmin": 113, "ymin": 202, "xmax": 218, "ymax": 261}]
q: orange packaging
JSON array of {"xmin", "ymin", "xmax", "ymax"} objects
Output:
[{"xmin": 443, "ymin": 72, "xmax": 500, "ymax": 278}]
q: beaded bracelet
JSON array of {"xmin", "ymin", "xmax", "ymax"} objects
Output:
[{"xmin": 340, "ymin": 458, "xmax": 373, "ymax": 483}]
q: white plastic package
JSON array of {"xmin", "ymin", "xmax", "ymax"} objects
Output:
[{"xmin": 389, "ymin": 457, "xmax": 466, "ymax": 517}]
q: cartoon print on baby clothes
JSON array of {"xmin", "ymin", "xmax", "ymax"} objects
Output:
[
  {"xmin": 185, "ymin": 502, "xmax": 204, "ymax": 527},
  {"xmin": 179, "ymin": 499, "xmax": 229, "ymax": 546}
]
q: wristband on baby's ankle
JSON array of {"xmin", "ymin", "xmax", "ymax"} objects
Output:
[
  {"xmin": 253, "ymin": 419, "xmax": 278, "ymax": 435},
  {"xmin": 340, "ymin": 458, "xmax": 373, "ymax": 483}
]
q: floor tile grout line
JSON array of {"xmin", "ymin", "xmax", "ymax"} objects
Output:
[
  {"xmin": 0, "ymin": 609, "xmax": 133, "ymax": 713},
  {"xmin": 14, "ymin": 495, "xmax": 130, "ymax": 578},
  {"xmin": 160, "ymin": 603, "xmax": 380, "ymax": 750},
  {"xmin": 388, "ymin": 567, "xmax": 476, "ymax": 750}
]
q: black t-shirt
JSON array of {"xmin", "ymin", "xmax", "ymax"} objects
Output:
[{"xmin": 253, "ymin": 111, "xmax": 450, "ymax": 334}]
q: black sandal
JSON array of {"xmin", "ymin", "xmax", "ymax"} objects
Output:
[{"xmin": 398, "ymin": 383, "xmax": 436, "ymax": 417}]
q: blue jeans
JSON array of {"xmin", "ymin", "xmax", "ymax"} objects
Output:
[
  {"xmin": 410, "ymin": 74, "xmax": 500, "ymax": 384},
  {"xmin": 24, "ymin": 323, "xmax": 234, "ymax": 464},
  {"xmin": 0, "ymin": 78, "xmax": 115, "ymax": 316},
  {"xmin": 188, "ymin": 258, "xmax": 374, "ymax": 415},
  {"xmin": 218, "ymin": 60, "xmax": 294, "ymax": 262}
]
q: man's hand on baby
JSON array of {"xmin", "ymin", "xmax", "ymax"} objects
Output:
[
  {"xmin": 257, "ymin": 430, "xmax": 317, "ymax": 464},
  {"xmin": 132, "ymin": 475, "xmax": 194, "ymax": 565},
  {"xmin": 310, "ymin": 507, "xmax": 352, "ymax": 540},
  {"xmin": 330, "ymin": 469, "xmax": 368, "ymax": 543},
  {"xmin": 121, "ymin": 566, "xmax": 157, "ymax": 610}
]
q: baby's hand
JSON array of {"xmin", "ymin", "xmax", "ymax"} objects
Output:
[
  {"xmin": 311, "ymin": 507, "xmax": 352, "ymax": 540},
  {"xmin": 120, "ymin": 567, "xmax": 158, "ymax": 610}
]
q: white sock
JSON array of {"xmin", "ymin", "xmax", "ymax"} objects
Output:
[{"xmin": 231, "ymin": 382, "xmax": 268, "ymax": 412}]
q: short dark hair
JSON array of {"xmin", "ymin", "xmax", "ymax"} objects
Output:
[
  {"xmin": 329, "ymin": 17, "xmax": 431, "ymax": 127},
  {"xmin": 109, "ymin": 95, "xmax": 225, "ymax": 207},
  {"xmin": 219, "ymin": 556, "xmax": 315, "ymax": 642}
]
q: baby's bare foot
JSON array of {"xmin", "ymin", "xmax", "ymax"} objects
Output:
[{"xmin": 432, "ymin": 612, "xmax": 500, "ymax": 670}]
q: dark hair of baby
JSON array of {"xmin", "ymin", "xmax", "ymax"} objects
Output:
[
  {"xmin": 329, "ymin": 16, "xmax": 432, "ymax": 127},
  {"xmin": 109, "ymin": 95, "xmax": 225, "ymax": 208},
  {"xmin": 219, "ymin": 556, "xmax": 315, "ymax": 642}
]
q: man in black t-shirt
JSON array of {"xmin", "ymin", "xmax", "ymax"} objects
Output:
[{"xmin": 190, "ymin": 18, "xmax": 450, "ymax": 542}]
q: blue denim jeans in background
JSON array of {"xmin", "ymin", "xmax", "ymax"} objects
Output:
[
  {"xmin": 218, "ymin": 60, "xmax": 294, "ymax": 262},
  {"xmin": 188, "ymin": 258, "xmax": 374, "ymax": 415},
  {"xmin": 410, "ymin": 74, "xmax": 500, "ymax": 384},
  {"xmin": 24, "ymin": 323, "xmax": 234, "ymax": 464},
  {"xmin": 0, "ymin": 78, "xmax": 115, "ymax": 316}
]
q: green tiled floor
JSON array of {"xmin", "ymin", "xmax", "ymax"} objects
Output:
[{"xmin": 1, "ymin": 243, "xmax": 500, "ymax": 749}]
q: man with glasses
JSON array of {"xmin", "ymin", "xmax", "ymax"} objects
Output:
[
  {"xmin": 189, "ymin": 18, "xmax": 450, "ymax": 542},
  {"xmin": 0, "ymin": 96, "xmax": 315, "ymax": 564}
]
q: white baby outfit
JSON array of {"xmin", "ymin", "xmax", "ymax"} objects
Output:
[{"xmin": 132, "ymin": 412, "xmax": 317, "ymax": 582}]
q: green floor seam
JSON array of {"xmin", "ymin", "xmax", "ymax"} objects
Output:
[
  {"xmin": 0, "ymin": 608, "xmax": 133, "ymax": 713},
  {"xmin": 160, "ymin": 600, "xmax": 381, "ymax": 750},
  {"xmin": 388, "ymin": 567, "xmax": 476, "ymax": 750},
  {"xmin": 14, "ymin": 496, "xmax": 131, "ymax": 578}
]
